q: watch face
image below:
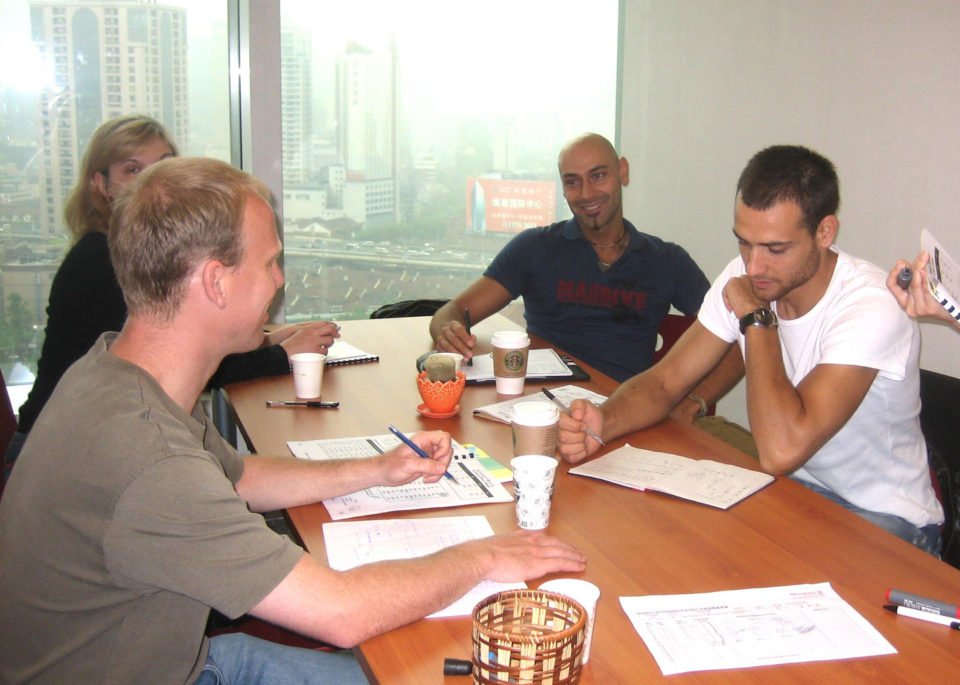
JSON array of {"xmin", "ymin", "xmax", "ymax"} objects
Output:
[
  {"xmin": 755, "ymin": 308, "xmax": 776, "ymax": 326},
  {"xmin": 740, "ymin": 307, "xmax": 777, "ymax": 333}
]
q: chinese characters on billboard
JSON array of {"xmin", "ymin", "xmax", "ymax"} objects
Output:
[{"xmin": 466, "ymin": 178, "xmax": 558, "ymax": 233}]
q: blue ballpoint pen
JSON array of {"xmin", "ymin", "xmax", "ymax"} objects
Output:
[{"xmin": 387, "ymin": 424, "xmax": 459, "ymax": 484}]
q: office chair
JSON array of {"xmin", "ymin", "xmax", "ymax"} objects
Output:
[
  {"xmin": 918, "ymin": 369, "xmax": 960, "ymax": 568},
  {"xmin": 654, "ymin": 314, "xmax": 717, "ymax": 418},
  {"xmin": 653, "ymin": 313, "xmax": 695, "ymax": 365},
  {"xmin": 370, "ymin": 298, "xmax": 448, "ymax": 319}
]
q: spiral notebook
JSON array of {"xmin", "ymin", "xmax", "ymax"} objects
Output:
[{"xmin": 324, "ymin": 340, "xmax": 379, "ymax": 366}]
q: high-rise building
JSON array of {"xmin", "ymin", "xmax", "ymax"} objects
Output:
[
  {"xmin": 335, "ymin": 40, "xmax": 399, "ymax": 225},
  {"xmin": 30, "ymin": 0, "xmax": 188, "ymax": 237},
  {"xmin": 281, "ymin": 28, "xmax": 312, "ymax": 188}
]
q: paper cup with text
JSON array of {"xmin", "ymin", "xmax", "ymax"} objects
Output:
[
  {"xmin": 290, "ymin": 352, "xmax": 326, "ymax": 399},
  {"xmin": 539, "ymin": 579, "xmax": 600, "ymax": 664},
  {"xmin": 510, "ymin": 401, "xmax": 559, "ymax": 457},
  {"xmin": 510, "ymin": 454, "xmax": 559, "ymax": 530},
  {"xmin": 491, "ymin": 330, "xmax": 530, "ymax": 395}
]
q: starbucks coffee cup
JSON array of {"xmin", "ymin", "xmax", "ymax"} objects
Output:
[
  {"xmin": 510, "ymin": 401, "xmax": 559, "ymax": 457},
  {"xmin": 491, "ymin": 330, "xmax": 530, "ymax": 395}
]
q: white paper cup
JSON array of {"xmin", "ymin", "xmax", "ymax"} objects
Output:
[
  {"xmin": 491, "ymin": 330, "xmax": 530, "ymax": 395},
  {"xmin": 510, "ymin": 401, "xmax": 560, "ymax": 457},
  {"xmin": 290, "ymin": 352, "xmax": 326, "ymax": 398},
  {"xmin": 539, "ymin": 579, "xmax": 600, "ymax": 664},
  {"xmin": 510, "ymin": 454, "xmax": 559, "ymax": 530}
]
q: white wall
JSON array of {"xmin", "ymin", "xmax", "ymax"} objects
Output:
[{"xmin": 619, "ymin": 0, "xmax": 960, "ymax": 425}]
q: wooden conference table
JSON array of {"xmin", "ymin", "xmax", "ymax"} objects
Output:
[{"xmin": 224, "ymin": 315, "xmax": 960, "ymax": 684}]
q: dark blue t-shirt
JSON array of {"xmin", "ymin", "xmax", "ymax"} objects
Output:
[{"xmin": 484, "ymin": 219, "xmax": 709, "ymax": 381}]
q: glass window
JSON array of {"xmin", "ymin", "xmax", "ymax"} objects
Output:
[
  {"xmin": 278, "ymin": 0, "xmax": 619, "ymax": 321},
  {"xmin": 0, "ymin": 0, "xmax": 228, "ymax": 408}
]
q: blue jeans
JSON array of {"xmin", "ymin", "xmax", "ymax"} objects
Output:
[
  {"xmin": 797, "ymin": 480, "xmax": 942, "ymax": 557},
  {"xmin": 196, "ymin": 633, "xmax": 368, "ymax": 685}
]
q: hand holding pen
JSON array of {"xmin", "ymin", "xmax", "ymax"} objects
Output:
[
  {"xmin": 543, "ymin": 388, "xmax": 606, "ymax": 464},
  {"xmin": 386, "ymin": 425, "xmax": 459, "ymax": 484},
  {"xmin": 434, "ymin": 306, "xmax": 475, "ymax": 361}
]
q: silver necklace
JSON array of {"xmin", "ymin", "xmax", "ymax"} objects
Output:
[{"xmin": 587, "ymin": 230, "xmax": 627, "ymax": 249}]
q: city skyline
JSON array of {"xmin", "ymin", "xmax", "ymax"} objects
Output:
[{"xmin": 0, "ymin": 0, "xmax": 617, "ymax": 376}]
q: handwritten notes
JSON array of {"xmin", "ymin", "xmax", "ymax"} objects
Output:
[
  {"xmin": 569, "ymin": 445, "xmax": 774, "ymax": 509},
  {"xmin": 323, "ymin": 516, "xmax": 524, "ymax": 617}
]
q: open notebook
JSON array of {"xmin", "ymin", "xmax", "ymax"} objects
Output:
[{"xmin": 570, "ymin": 444, "xmax": 774, "ymax": 509}]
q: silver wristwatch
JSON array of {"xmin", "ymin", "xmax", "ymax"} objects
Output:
[{"xmin": 739, "ymin": 306, "xmax": 778, "ymax": 334}]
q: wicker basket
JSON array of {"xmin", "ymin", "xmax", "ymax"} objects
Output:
[{"xmin": 472, "ymin": 589, "xmax": 586, "ymax": 684}]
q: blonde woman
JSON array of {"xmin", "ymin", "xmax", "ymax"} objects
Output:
[{"xmin": 4, "ymin": 115, "xmax": 337, "ymax": 480}]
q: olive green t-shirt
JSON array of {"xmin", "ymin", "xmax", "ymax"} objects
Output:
[{"xmin": 0, "ymin": 334, "xmax": 303, "ymax": 684}]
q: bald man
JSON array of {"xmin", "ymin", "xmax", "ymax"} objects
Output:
[{"xmin": 431, "ymin": 133, "xmax": 740, "ymax": 418}]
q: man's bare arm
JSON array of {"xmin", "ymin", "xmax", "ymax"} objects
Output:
[
  {"xmin": 558, "ymin": 322, "xmax": 730, "ymax": 462},
  {"xmin": 742, "ymin": 324, "xmax": 876, "ymax": 474},
  {"xmin": 669, "ymin": 343, "xmax": 743, "ymax": 422},
  {"xmin": 429, "ymin": 277, "xmax": 514, "ymax": 359},
  {"xmin": 235, "ymin": 432, "xmax": 452, "ymax": 512},
  {"xmin": 251, "ymin": 531, "xmax": 587, "ymax": 647}
]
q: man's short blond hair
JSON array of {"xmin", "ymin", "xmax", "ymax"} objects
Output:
[{"xmin": 109, "ymin": 157, "xmax": 272, "ymax": 320}]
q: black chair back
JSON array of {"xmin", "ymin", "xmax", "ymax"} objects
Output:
[{"xmin": 919, "ymin": 368, "xmax": 960, "ymax": 568}]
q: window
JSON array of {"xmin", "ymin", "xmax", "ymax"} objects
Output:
[
  {"xmin": 0, "ymin": 0, "xmax": 228, "ymax": 406},
  {"xmin": 275, "ymin": 0, "xmax": 619, "ymax": 321},
  {"xmin": 1, "ymin": 0, "xmax": 619, "ymax": 407}
]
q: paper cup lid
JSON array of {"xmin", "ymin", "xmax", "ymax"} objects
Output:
[
  {"xmin": 491, "ymin": 330, "xmax": 530, "ymax": 348},
  {"xmin": 510, "ymin": 401, "xmax": 560, "ymax": 426}
]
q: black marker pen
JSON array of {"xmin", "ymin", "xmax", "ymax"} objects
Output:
[{"xmin": 896, "ymin": 266, "xmax": 912, "ymax": 290}]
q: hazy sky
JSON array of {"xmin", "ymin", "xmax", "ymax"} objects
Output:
[
  {"xmin": 284, "ymin": 0, "xmax": 618, "ymax": 120},
  {"xmin": 0, "ymin": 0, "xmax": 618, "ymax": 163}
]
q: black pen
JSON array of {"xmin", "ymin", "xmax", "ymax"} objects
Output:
[
  {"xmin": 540, "ymin": 387, "xmax": 605, "ymax": 446},
  {"xmin": 463, "ymin": 308, "xmax": 473, "ymax": 366},
  {"xmin": 387, "ymin": 424, "xmax": 459, "ymax": 483},
  {"xmin": 266, "ymin": 400, "xmax": 339, "ymax": 408}
]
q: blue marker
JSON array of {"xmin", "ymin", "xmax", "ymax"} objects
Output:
[{"xmin": 387, "ymin": 424, "xmax": 459, "ymax": 484}]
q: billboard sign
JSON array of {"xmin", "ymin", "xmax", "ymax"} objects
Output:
[{"xmin": 466, "ymin": 178, "xmax": 557, "ymax": 233}]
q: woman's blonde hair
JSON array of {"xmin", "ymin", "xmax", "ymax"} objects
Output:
[{"xmin": 63, "ymin": 115, "xmax": 178, "ymax": 241}]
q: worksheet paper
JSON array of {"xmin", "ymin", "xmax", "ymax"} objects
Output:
[
  {"xmin": 287, "ymin": 434, "xmax": 513, "ymax": 520},
  {"xmin": 323, "ymin": 516, "xmax": 524, "ymax": 618},
  {"xmin": 620, "ymin": 582, "xmax": 896, "ymax": 675},
  {"xmin": 472, "ymin": 384, "xmax": 608, "ymax": 424}
]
